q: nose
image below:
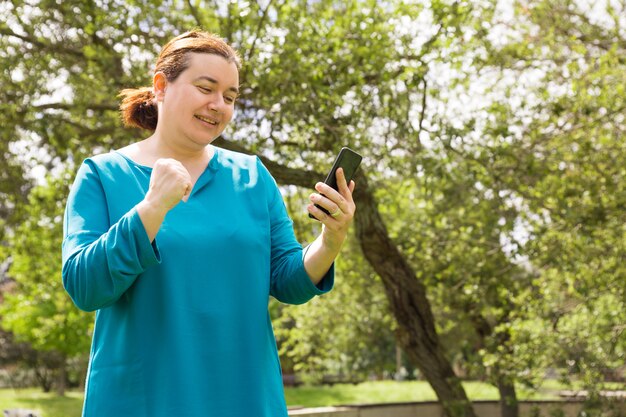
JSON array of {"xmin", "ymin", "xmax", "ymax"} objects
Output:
[{"xmin": 206, "ymin": 94, "xmax": 227, "ymax": 113}]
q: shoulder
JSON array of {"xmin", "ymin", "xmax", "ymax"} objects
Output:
[
  {"xmin": 215, "ymin": 146, "xmax": 274, "ymax": 179},
  {"xmin": 74, "ymin": 151, "xmax": 133, "ymax": 185},
  {"xmin": 85, "ymin": 151, "xmax": 126, "ymax": 170},
  {"xmin": 216, "ymin": 146, "xmax": 260, "ymax": 169},
  {"xmin": 214, "ymin": 146, "xmax": 278, "ymax": 193}
]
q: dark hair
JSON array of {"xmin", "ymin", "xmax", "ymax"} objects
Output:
[{"xmin": 119, "ymin": 31, "xmax": 241, "ymax": 131}]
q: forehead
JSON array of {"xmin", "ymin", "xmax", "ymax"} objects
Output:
[{"xmin": 182, "ymin": 53, "xmax": 239, "ymax": 87}]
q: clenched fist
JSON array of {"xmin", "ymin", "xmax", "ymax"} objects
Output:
[{"xmin": 144, "ymin": 158, "xmax": 193, "ymax": 213}]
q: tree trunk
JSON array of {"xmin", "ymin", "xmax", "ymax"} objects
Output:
[
  {"xmin": 79, "ymin": 355, "xmax": 88, "ymax": 391},
  {"xmin": 56, "ymin": 360, "xmax": 67, "ymax": 396},
  {"xmin": 35, "ymin": 366, "xmax": 53, "ymax": 392},
  {"xmin": 215, "ymin": 140, "xmax": 476, "ymax": 417},
  {"xmin": 465, "ymin": 308, "xmax": 519, "ymax": 417},
  {"xmin": 352, "ymin": 174, "xmax": 476, "ymax": 417},
  {"xmin": 497, "ymin": 379, "xmax": 518, "ymax": 417},
  {"xmin": 396, "ymin": 344, "xmax": 403, "ymax": 380}
]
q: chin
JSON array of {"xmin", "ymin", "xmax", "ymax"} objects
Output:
[
  {"xmin": 187, "ymin": 131, "xmax": 217, "ymax": 147},
  {"xmin": 199, "ymin": 136, "xmax": 219, "ymax": 147}
]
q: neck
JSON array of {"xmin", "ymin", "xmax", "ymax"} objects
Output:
[{"xmin": 145, "ymin": 130, "xmax": 214, "ymax": 164}]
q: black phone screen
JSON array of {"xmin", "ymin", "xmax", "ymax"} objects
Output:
[
  {"xmin": 309, "ymin": 147, "xmax": 362, "ymax": 219},
  {"xmin": 323, "ymin": 147, "xmax": 362, "ymax": 191}
]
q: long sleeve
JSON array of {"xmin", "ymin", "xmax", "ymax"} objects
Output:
[
  {"xmin": 62, "ymin": 159, "xmax": 161, "ymax": 312},
  {"xmin": 65, "ymin": 148, "xmax": 327, "ymax": 417},
  {"xmin": 258, "ymin": 158, "xmax": 334, "ymax": 304}
]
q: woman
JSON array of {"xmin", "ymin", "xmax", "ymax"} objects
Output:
[{"xmin": 62, "ymin": 31, "xmax": 356, "ymax": 417}]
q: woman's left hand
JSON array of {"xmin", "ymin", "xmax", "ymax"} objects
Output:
[{"xmin": 307, "ymin": 168, "xmax": 356, "ymax": 251}]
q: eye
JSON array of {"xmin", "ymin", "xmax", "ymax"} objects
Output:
[
  {"xmin": 224, "ymin": 95, "xmax": 236, "ymax": 104},
  {"xmin": 197, "ymin": 86, "xmax": 212, "ymax": 93}
]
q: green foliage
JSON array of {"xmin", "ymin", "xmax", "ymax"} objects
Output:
[
  {"xmin": 450, "ymin": 0, "xmax": 626, "ymax": 393},
  {"xmin": 275, "ymin": 234, "xmax": 397, "ymax": 383},
  {"xmin": 0, "ymin": 174, "xmax": 92, "ymax": 358},
  {"xmin": 0, "ymin": 0, "xmax": 624, "ymax": 408},
  {"xmin": 275, "ymin": 189, "xmax": 397, "ymax": 382},
  {"xmin": 376, "ymin": 167, "xmax": 537, "ymax": 390}
]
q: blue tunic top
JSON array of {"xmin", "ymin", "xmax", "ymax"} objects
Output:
[{"xmin": 61, "ymin": 146, "xmax": 333, "ymax": 417}]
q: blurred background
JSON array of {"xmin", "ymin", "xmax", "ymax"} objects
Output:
[{"xmin": 0, "ymin": 0, "xmax": 624, "ymax": 416}]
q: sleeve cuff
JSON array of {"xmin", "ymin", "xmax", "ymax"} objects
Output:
[
  {"xmin": 302, "ymin": 244, "xmax": 335, "ymax": 295},
  {"xmin": 129, "ymin": 207, "xmax": 161, "ymax": 267}
]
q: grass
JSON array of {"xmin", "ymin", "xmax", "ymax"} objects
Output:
[
  {"xmin": 285, "ymin": 380, "xmax": 441, "ymax": 407},
  {"xmin": 284, "ymin": 380, "xmax": 565, "ymax": 408},
  {"xmin": 0, "ymin": 380, "xmax": 575, "ymax": 416},
  {"xmin": 0, "ymin": 388, "xmax": 83, "ymax": 417}
]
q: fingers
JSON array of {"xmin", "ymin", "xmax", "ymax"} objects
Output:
[
  {"xmin": 337, "ymin": 169, "xmax": 356, "ymax": 196},
  {"xmin": 309, "ymin": 194, "xmax": 343, "ymax": 217},
  {"xmin": 335, "ymin": 168, "xmax": 351, "ymax": 196},
  {"xmin": 313, "ymin": 170, "xmax": 354, "ymax": 211},
  {"xmin": 317, "ymin": 168, "xmax": 349, "ymax": 200},
  {"xmin": 181, "ymin": 183, "xmax": 192, "ymax": 203},
  {"xmin": 308, "ymin": 168, "xmax": 356, "ymax": 226},
  {"xmin": 148, "ymin": 158, "xmax": 193, "ymax": 209},
  {"xmin": 157, "ymin": 159, "xmax": 192, "ymax": 192}
]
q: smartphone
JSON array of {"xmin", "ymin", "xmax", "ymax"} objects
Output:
[{"xmin": 309, "ymin": 147, "xmax": 363, "ymax": 219}]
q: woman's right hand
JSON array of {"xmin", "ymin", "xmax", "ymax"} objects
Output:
[
  {"xmin": 136, "ymin": 159, "xmax": 192, "ymax": 242},
  {"xmin": 144, "ymin": 158, "xmax": 193, "ymax": 213}
]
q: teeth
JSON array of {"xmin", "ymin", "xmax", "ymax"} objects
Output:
[{"xmin": 195, "ymin": 115, "xmax": 218, "ymax": 125}]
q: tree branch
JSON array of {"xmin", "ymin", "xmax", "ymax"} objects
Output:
[
  {"xmin": 0, "ymin": 27, "xmax": 84, "ymax": 59},
  {"xmin": 185, "ymin": 0, "xmax": 204, "ymax": 27},
  {"xmin": 418, "ymin": 77, "xmax": 428, "ymax": 136},
  {"xmin": 244, "ymin": 0, "xmax": 275, "ymax": 65},
  {"xmin": 32, "ymin": 103, "xmax": 118, "ymax": 112}
]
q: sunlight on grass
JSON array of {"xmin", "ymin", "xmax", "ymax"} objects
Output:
[
  {"xmin": 285, "ymin": 380, "xmax": 438, "ymax": 407},
  {"xmin": 0, "ymin": 388, "xmax": 83, "ymax": 417},
  {"xmin": 284, "ymin": 380, "xmax": 541, "ymax": 407},
  {"xmin": 0, "ymin": 379, "xmax": 576, "ymax": 415}
]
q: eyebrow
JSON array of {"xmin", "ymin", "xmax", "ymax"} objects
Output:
[{"xmin": 194, "ymin": 76, "xmax": 239, "ymax": 95}]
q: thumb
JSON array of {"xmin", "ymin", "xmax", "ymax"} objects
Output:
[{"xmin": 181, "ymin": 183, "xmax": 192, "ymax": 203}]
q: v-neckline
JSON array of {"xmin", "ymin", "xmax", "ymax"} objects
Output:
[
  {"xmin": 188, "ymin": 148, "xmax": 220, "ymax": 197},
  {"xmin": 113, "ymin": 147, "xmax": 221, "ymax": 198}
]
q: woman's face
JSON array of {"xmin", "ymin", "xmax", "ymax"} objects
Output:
[{"xmin": 155, "ymin": 53, "xmax": 239, "ymax": 149}]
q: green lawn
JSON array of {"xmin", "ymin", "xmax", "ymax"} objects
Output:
[
  {"xmin": 284, "ymin": 380, "xmax": 565, "ymax": 408},
  {"xmin": 0, "ymin": 380, "xmax": 566, "ymax": 417},
  {"xmin": 0, "ymin": 388, "xmax": 83, "ymax": 417}
]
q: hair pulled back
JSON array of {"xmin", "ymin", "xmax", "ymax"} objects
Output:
[{"xmin": 119, "ymin": 31, "xmax": 241, "ymax": 131}]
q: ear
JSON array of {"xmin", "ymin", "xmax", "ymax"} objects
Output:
[{"xmin": 153, "ymin": 72, "xmax": 168, "ymax": 101}]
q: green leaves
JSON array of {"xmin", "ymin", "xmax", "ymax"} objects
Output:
[
  {"xmin": 466, "ymin": 0, "xmax": 626, "ymax": 391},
  {"xmin": 0, "ymin": 174, "xmax": 93, "ymax": 357},
  {"xmin": 0, "ymin": 0, "xmax": 624, "ymax": 400},
  {"xmin": 275, "ymin": 233, "xmax": 397, "ymax": 383}
]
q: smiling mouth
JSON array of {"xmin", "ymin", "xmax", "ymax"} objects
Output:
[{"xmin": 194, "ymin": 115, "xmax": 219, "ymax": 126}]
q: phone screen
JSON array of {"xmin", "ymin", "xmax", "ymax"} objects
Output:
[
  {"xmin": 309, "ymin": 147, "xmax": 362, "ymax": 219},
  {"xmin": 323, "ymin": 147, "xmax": 362, "ymax": 191}
]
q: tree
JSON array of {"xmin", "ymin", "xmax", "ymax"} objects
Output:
[
  {"xmin": 1, "ymin": 1, "xmax": 624, "ymax": 416},
  {"xmin": 437, "ymin": 0, "xmax": 626, "ymax": 408},
  {"xmin": 2, "ymin": 2, "xmax": 481, "ymax": 415},
  {"xmin": 470, "ymin": 0, "xmax": 626, "ymax": 387},
  {"xmin": 274, "ymin": 205, "xmax": 398, "ymax": 383},
  {"xmin": 375, "ymin": 166, "xmax": 535, "ymax": 417},
  {"xmin": 0, "ymin": 175, "xmax": 93, "ymax": 395}
]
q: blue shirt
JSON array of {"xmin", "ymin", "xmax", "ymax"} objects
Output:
[{"xmin": 62, "ymin": 146, "xmax": 333, "ymax": 417}]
